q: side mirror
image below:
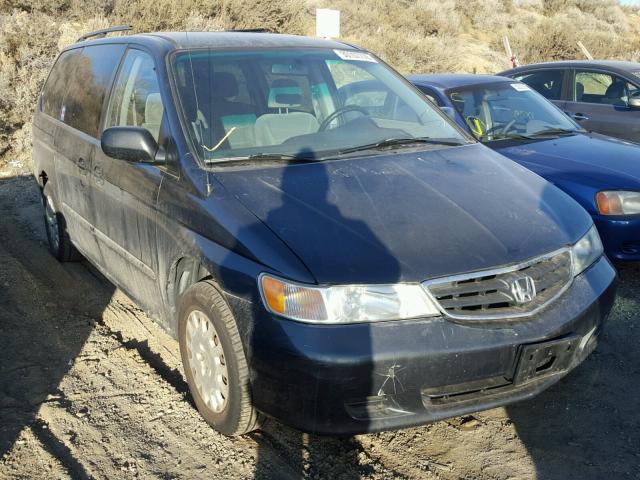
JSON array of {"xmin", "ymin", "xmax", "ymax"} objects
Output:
[
  {"xmin": 440, "ymin": 106, "xmax": 457, "ymax": 121},
  {"xmin": 629, "ymin": 92, "xmax": 640, "ymax": 109},
  {"xmin": 101, "ymin": 126, "xmax": 160, "ymax": 163}
]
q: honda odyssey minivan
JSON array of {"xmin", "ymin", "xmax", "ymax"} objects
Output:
[{"xmin": 33, "ymin": 28, "xmax": 617, "ymax": 436}]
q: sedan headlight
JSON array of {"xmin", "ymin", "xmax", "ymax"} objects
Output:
[
  {"xmin": 571, "ymin": 225, "xmax": 604, "ymax": 276},
  {"xmin": 596, "ymin": 191, "xmax": 640, "ymax": 215},
  {"xmin": 259, "ymin": 274, "xmax": 440, "ymax": 323}
]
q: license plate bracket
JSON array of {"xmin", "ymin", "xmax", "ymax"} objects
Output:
[{"xmin": 514, "ymin": 335, "xmax": 581, "ymax": 385}]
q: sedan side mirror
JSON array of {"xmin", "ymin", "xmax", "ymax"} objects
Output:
[
  {"xmin": 629, "ymin": 92, "xmax": 640, "ymax": 109},
  {"xmin": 101, "ymin": 126, "xmax": 160, "ymax": 163}
]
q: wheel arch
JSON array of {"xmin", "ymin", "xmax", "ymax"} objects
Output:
[{"xmin": 167, "ymin": 256, "xmax": 213, "ymax": 320}]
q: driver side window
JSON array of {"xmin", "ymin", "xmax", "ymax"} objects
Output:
[
  {"xmin": 574, "ymin": 71, "xmax": 635, "ymax": 107},
  {"xmin": 107, "ymin": 50, "xmax": 164, "ymax": 142}
]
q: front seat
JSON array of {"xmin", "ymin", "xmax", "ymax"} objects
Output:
[
  {"xmin": 575, "ymin": 82, "xmax": 585, "ymax": 102},
  {"xmin": 604, "ymin": 80, "xmax": 628, "ymax": 106},
  {"xmin": 142, "ymin": 93, "xmax": 164, "ymax": 141},
  {"xmin": 254, "ymin": 79, "xmax": 319, "ymax": 146},
  {"xmin": 207, "ymin": 72, "xmax": 257, "ymax": 150}
]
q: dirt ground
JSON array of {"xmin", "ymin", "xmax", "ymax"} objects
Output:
[{"xmin": 0, "ymin": 171, "xmax": 639, "ymax": 480}]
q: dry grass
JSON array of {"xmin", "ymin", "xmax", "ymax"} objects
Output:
[{"xmin": 0, "ymin": 0, "xmax": 638, "ymax": 167}]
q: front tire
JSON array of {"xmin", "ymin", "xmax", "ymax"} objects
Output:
[
  {"xmin": 42, "ymin": 194, "xmax": 81, "ymax": 262},
  {"xmin": 178, "ymin": 280, "xmax": 261, "ymax": 436}
]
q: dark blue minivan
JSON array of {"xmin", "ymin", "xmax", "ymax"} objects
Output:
[
  {"xmin": 33, "ymin": 30, "xmax": 616, "ymax": 436},
  {"xmin": 410, "ymin": 74, "xmax": 640, "ymax": 263}
]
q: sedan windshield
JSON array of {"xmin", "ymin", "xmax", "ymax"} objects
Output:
[
  {"xmin": 171, "ymin": 48, "xmax": 469, "ymax": 164},
  {"xmin": 446, "ymin": 82, "xmax": 582, "ymax": 142}
]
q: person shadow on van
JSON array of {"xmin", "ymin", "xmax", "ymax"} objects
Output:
[{"xmin": 216, "ymin": 148, "xmax": 402, "ymax": 478}]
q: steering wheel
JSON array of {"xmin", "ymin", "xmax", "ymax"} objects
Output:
[
  {"xmin": 485, "ymin": 118, "xmax": 518, "ymax": 138},
  {"xmin": 319, "ymin": 105, "xmax": 370, "ymax": 131}
]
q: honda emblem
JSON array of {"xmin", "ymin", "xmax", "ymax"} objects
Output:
[{"xmin": 511, "ymin": 276, "xmax": 536, "ymax": 304}]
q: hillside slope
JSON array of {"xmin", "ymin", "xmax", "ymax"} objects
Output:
[{"xmin": 0, "ymin": 0, "xmax": 639, "ymax": 170}]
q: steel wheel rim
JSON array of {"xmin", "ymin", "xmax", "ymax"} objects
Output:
[
  {"xmin": 44, "ymin": 197, "xmax": 60, "ymax": 252},
  {"xmin": 186, "ymin": 310, "xmax": 229, "ymax": 413}
]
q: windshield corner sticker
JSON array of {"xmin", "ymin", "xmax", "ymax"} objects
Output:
[
  {"xmin": 511, "ymin": 83, "xmax": 531, "ymax": 92},
  {"xmin": 333, "ymin": 49, "xmax": 377, "ymax": 63}
]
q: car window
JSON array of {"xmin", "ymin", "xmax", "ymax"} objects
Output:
[
  {"xmin": 61, "ymin": 44, "xmax": 125, "ymax": 138},
  {"xmin": 415, "ymin": 86, "xmax": 443, "ymax": 106},
  {"xmin": 172, "ymin": 48, "xmax": 467, "ymax": 164},
  {"xmin": 107, "ymin": 49, "xmax": 164, "ymax": 142},
  {"xmin": 447, "ymin": 82, "xmax": 579, "ymax": 142},
  {"xmin": 41, "ymin": 49, "xmax": 80, "ymax": 120},
  {"xmin": 513, "ymin": 70, "xmax": 564, "ymax": 101},
  {"xmin": 330, "ymin": 63, "xmax": 418, "ymax": 122},
  {"xmin": 574, "ymin": 70, "xmax": 637, "ymax": 107},
  {"xmin": 340, "ymin": 81, "xmax": 388, "ymax": 108}
]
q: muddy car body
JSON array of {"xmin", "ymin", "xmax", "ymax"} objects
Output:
[{"xmin": 33, "ymin": 31, "xmax": 617, "ymax": 435}]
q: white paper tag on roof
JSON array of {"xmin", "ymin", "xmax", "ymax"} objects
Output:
[
  {"xmin": 333, "ymin": 49, "xmax": 377, "ymax": 63},
  {"xmin": 511, "ymin": 83, "xmax": 531, "ymax": 92}
]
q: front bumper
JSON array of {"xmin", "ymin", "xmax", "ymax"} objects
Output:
[
  {"xmin": 248, "ymin": 256, "xmax": 617, "ymax": 435},
  {"xmin": 594, "ymin": 214, "xmax": 640, "ymax": 261}
]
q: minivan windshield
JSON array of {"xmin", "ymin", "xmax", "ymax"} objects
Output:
[
  {"xmin": 171, "ymin": 48, "xmax": 469, "ymax": 163},
  {"xmin": 446, "ymin": 82, "xmax": 582, "ymax": 142}
]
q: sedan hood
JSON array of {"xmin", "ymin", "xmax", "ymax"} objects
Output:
[
  {"xmin": 213, "ymin": 144, "xmax": 591, "ymax": 284},
  {"xmin": 494, "ymin": 133, "xmax": 640, "ymax": 189}
]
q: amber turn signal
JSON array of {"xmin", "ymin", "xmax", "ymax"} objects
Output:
[
  {"xmin": 596, "ymin": 191, "xmax": 623, "ymax": 215},
  {"xmin": 260, "ymin": 275, "xmax": 286, "ymax": 314}
]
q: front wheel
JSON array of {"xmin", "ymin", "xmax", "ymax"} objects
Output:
[{"xmin": 178, "ymin": 280, "xmax": 261, "ymax": 436}]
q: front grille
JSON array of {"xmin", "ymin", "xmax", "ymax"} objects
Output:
[{"xmin": 423, "ymin": 249, "xmax": 573, "ymax": 321}]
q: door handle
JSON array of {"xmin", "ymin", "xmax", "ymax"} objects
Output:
[
  {"xmin": 571, "ymin": 113, "xmax": 589, "ymax": 121},
  {"xmin": 93, "ymin": 165, "xmax": 104, "ymax": 185}
]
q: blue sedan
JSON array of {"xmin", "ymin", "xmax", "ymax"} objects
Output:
[{"xmin": 408, "ymin": 74, "xmax": 640, "ymax": 262}]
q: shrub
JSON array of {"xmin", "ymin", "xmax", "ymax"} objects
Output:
[{"xmin": 0, "ymin": 0, "xmax": 638, "ymax": 169}]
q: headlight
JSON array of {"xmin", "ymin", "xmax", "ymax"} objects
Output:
[
  {"xmin": 259, "ymin": 274, "xmax": 440, "ymax": 323},
  {"xmin": 571, "ymin": 225, "xmax": 603, "ymax": 276},
  {"xmin": 596, "ymin": 191, "xmax": 640, "ymax": 215}
]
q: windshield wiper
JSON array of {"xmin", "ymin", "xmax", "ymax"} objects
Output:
[
  {"xmin": 525, "ymin": 128, "xmax": 581, "ymax": 138},
  {"xmin": 338, "ymin": 137, "xmax": 463, "ymax": 155},
  {"xmin": 205, "ymin": 152, "xmax": 317, "ymax": 164},
  {"xmin": 488, "ymin": 128, "xmax": 582, "ymax": 142}
]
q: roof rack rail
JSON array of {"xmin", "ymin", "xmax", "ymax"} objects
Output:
[
  {"xmin": 77, "ymin": 25, "xmax": 132, "ymax": 43},
  {"xmin": 224, "ymin": 28, "xmax": 271, "ymax": 33}
]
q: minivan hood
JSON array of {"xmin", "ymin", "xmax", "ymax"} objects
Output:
[
  {"xmin": 494, "ymin": 133, "xmax": 640, "ymax": 189},
  {"xmin": 213, "ymin": 144, "xmax": 591, "ymax": 284}
]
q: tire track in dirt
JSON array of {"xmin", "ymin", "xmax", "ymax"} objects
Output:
[{"xmin": 3, "ymin": 174, "xmax": 640, "ymax": 479}]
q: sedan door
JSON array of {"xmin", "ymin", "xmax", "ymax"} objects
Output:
[{"xmin": 563, "ymin": 69, "xmax": 640, "ymax": 142}]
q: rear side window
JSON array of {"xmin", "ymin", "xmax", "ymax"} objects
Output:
[
  {"xmin": 41, "ymin": 49, "xmax": 80, "ymax": 120},
  {"xmin": 62, "ymin": 44, "xmax": 125, "ymax": 138},
  {"xmin": 513, "ymin": 70, "xmax": 564, "ymax": 101}
]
